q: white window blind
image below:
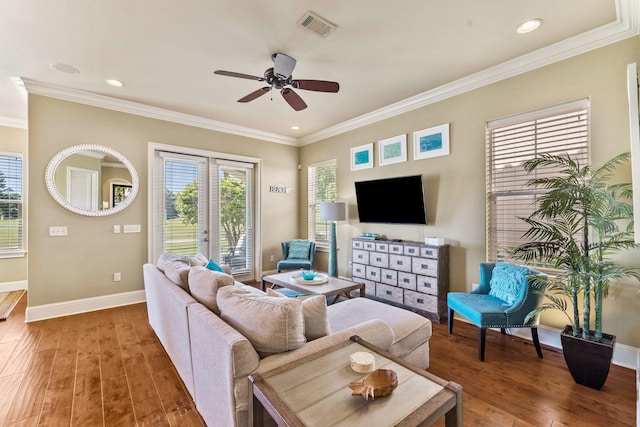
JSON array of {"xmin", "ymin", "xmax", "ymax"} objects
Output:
[
  {"xmin": 0, "ymin": 152, "xmax": 23, "ymax": 255},
  {"xmin": 308, "ymin": 159, "xmax": 337, "ymax": 245},
  {"xmin": 486, "ymin": 99, "xmax": 589, "ymax": 262}
]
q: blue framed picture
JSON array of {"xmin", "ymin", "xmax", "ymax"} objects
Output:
[
  {"xmin": 351, "ymin": 143, "xmax": 374, "ymax": 170},
  {"xmin": 413, "ymin": 123, "xmax": 450, "ymax": 160}
]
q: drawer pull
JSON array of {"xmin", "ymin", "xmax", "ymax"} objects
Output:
[
  {"xmin": 423, "ymin": 283, "xmax": 432, "ymax": 288},
  {"xmin": 408, "ymin": 249, "xmax": 416, "ymax": 254},
  {"xmin": 371, "ymin": 272, "xmax": 377, "ymax": 277},
  {"xmin": 376, "ymin": 257, "xmax": 382, "ymax": 262},
  {"xmin": 386, "ymin": 274, "xmax": 392, "ymax": 279},
  {"xmin": 421, "ymin": 264, "xmax": 429, "ymax": 269},
  {"xmin": 417, "ymin": 298, "xmax": 424, "ymax": 304},
  {"xmin": 386, "ymin": 290, "xmax": 392, "ymax": 295},
  {"xmin": 403, "ymin": 278, "xmax": 410, "ymax": 283},
  {"xmin": 397, "ymin": 260, "xmax": 403, "ymax": 265},
  {"xmin": 425, "ymin": 251, "xmax": 433, "ymax": 256}
]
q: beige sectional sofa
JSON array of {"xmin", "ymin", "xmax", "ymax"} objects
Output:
[{"xmin": 143, "ymin": 253, "xmax": 432, "ymax": 427}]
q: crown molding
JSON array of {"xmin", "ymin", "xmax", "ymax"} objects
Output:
[
  {"xmin": 299, "ymin": 0, "xmax": 639, "ymax": 145},
  {"xmin": 0, "ymin": 116, "xmax": 27, "ymax": 129},
  {"xmin": 19, "ymin": 78, "xmax": 298, "ymax": 146}
]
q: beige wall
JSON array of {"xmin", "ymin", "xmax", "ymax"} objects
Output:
[
  {"xmin": 28, "ymin": 95, "xmax": 299, "ymax": 306},
  {"xmin": 300, "ymin": 38, "xmax": 640, "ymax": 347},
  {"xmin": 0, "ymin": 125, "xmax": 28, "ymax": 283}
]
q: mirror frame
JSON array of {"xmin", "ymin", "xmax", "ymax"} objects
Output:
[{"xmin": 45, "ymin": 144, "xmax": 140, "ymax": 216}]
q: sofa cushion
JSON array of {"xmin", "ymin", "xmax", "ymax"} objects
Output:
[
  {"xmin": 188, "ymin": 266, "xmax": 234, "ymax": 314},
  {"xmin": 489, "ymin": 262, "xmax": 529, "ymax": 305},
  {"xmin": 157, "ymin": 252, "xmax": 191, "ymax": 291},
  {"xmin": 266, "ymin": 288, "xmax": 331, "ymax": 341},
  {"xmin": 328, "ymin": 297, "xmax": 431, "ymax": 361},
  {"xmin": 217, "ymin": 286, "xmax": 306, "ymax": 357},
  {"xmin": 185, "ymin": 253, "xmax": 209, "ymax": 267}
]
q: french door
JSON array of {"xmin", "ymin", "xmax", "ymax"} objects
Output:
[{"xmin": 152, "ymin": 150, "xmax": 255, "ymax": 278}]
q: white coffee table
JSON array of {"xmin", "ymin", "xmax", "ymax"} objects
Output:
[{"xmin": 261, "ymin": 271, "xmax": 365, "ymax": 304}]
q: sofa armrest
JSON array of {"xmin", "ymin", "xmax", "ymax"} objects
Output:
[{"xmin": 256, "ymin": 319, "xmax": 394, "ymax": 374}]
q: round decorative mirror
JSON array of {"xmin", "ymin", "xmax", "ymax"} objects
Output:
[{"xmin": 45, "ymin": 144, "xmax": 139, "ymax": 216}]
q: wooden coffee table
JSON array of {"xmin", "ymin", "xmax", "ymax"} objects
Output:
[
  {"xmin": 261, "ymin": 271, "xmax": 365, "ymax": 304},
  {"xmin": 250, "ymin": 335, "xmax": 462, "ymax": 426}
]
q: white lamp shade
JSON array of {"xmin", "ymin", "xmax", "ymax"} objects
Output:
[{"xmin": 319, "ymin": 202, "xmax": 346, "ymax": 221}]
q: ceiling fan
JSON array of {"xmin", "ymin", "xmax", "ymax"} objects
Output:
[{"xmin": 214, "ymin": 53, "xmax": 340, "ymax": 111}]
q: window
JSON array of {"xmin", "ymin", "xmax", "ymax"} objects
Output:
[
  {"xmin": 308, "ymin": 159, "xmax": 337, "ymax": 246},
  {"xmin": 486, "ymin": 99, "xmax": 589, "ymax": 263},
  {"xmin": 152, "ymin": 149, "xmax": 256, "ymax": 278},
  {"xmin": 0, "ymin": 152, "xmax": 23, "ymax": 256}
]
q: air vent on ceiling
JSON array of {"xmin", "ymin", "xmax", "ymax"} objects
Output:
[{"xmin": 298, "ymin": 11, "xmax": 337, "ymax": 38}]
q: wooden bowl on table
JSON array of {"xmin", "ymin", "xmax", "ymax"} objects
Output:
[{"xmin": 349, "ymin": 369, "xmax": 398, "ymax": 400}]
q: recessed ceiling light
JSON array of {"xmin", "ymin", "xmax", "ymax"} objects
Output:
[
  {"xmin": 517, "ymin": 18, "xmax": 543, "ymax": 34},
  {"xmin": 50, "ymin": 63, "xmax": 79, "ymax": 74},
  {"xmin": 291, "ymin": 126, "xmax": 300, "ymax": 130},
  {"xmin": 105, "ymin": 79, "xmax": 124, "ymax": 87}
]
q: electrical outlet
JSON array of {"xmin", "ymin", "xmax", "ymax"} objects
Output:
[
  {"xmin": 113, "ymin": 225, "xmax": 121, "ymax": 233},
  {"xmin": 269, "ymin": 254, "xmax": 275, "ymax": 261},
  {"xmin": 113, "ymin": 272, "xmax": 121, "ymax": 282}
]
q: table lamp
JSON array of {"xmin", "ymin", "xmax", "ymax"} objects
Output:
[{"xmin": 319, "ymin": 202, "xmax": 347, "ymax": 277}]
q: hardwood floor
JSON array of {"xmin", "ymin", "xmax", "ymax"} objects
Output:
[
  {"xmin": 0, "ymin": 293, "xmax": 203, "ymax": 426},
  {"xmin": 0, "ymin": 292, "xmax": 636, "ymax": 426}
]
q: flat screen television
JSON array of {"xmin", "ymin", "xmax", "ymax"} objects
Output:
[{"xmin": 355, "ymin": 175, "xmax": 427, "ymax": 224}]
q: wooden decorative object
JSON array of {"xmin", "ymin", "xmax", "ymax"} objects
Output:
[{"xmin": 349, "ymin": 369, "xmax": 398, "ymax": 400}]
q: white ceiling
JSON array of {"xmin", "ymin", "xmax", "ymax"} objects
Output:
[{"xmin": 0, "ymin": 0, "xmax": 636, "ymax": 144}]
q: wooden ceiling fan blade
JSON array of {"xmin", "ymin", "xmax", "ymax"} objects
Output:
[
  {"xmin": 281, "ymin": 88, "xmax": 307, "ymax": 111},
  {"xmin": 273, "ymin": 53, "xmax": 296, "ymax": 79},
  {"xmin": 292, "ymin": 79, "xmax": 340, "ymax": 93},
  {"xmin": 238, "ymin": 87, "xmax": 270, "ymax": 103},
  {"xmin": 214, "ymin": 70, "xmax": 263, "ymax": 81}
]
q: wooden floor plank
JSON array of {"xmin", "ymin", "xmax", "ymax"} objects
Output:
[
  {"xmin": 0, "ymin": 372, "xmax": 24, "ymax": 426},
  {"xmin": 5, "ymin": 348, "xmax": 56, "ymax": 424}
]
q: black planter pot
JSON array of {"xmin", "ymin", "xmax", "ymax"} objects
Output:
[{"xmin": 560, "ymin": 325, "xmax": 616, "ymax": 390}]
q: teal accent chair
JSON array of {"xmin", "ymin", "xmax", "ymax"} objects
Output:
[
  {"xmin": 276, "ymin": 240, "xmax": 316, "ymax": 272},
  {"xmin": 447, "ymin": 262, "xmax": 545, "ymax": 361}
]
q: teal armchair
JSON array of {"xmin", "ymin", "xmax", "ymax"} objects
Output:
[
  {"xmin": 447, "ymin": 262, "xmax": 545, "ymax": 361},
  {"xmin": 276, "ymin": 240, "xmax": 316, "ymax": 272}
]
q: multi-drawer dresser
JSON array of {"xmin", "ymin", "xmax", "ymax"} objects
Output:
[{"xmin": 351, "ymin": 237, "xmax": 449, "ymax": 322}]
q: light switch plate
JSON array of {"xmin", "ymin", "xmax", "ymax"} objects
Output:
[
  {"xmin": 49, "ymin": 226, "xmax": 67, "ymax": 236},
  {"xmin": 123, "ymin": 224, "xmax": 141, "ymax": 233}
]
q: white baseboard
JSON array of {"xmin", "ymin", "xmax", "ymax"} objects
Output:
[
  {"xmin": 25, "ymin": 290, "xmax": 146, "ymax": 322},
  {"xmin": 0, "ymin": 280, "xmax": 28, "ymax": 292},
  {"xmin": 454, "ymin": 316, "xmax": 640, "ymax": 370}
]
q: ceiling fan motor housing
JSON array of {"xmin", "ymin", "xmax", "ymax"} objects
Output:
[{"xmin": 263, "ymin": 68, "xmax": 289, "ymax": 89}]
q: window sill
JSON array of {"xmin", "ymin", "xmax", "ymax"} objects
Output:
[{"xmin": 0, "ymin": 250, "xmax": 27, "ymax": 259}]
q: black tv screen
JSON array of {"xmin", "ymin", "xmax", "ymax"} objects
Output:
[{"xmin": 355, "ymin": 175, "xmax": 427, "ymax": 224}]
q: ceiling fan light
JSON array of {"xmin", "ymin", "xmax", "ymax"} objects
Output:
[{"xmin": 517, "ymin": 18, "xmax": 543, "ymax": 34}]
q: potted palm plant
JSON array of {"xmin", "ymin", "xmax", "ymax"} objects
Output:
[{"xmin": 514, "ymin": 152, "xmax": 639, "ymax": 390}]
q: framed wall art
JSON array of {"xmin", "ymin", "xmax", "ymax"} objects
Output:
[
  {"xmin": 378, "ymin": 134, "xmax": 407, "ymax": 166},
  {"xmin": 413, "ymin": 123, "xmax": 450, "ymax": 160},
  {"xmin": 351, "ymin": 143, "xmax": 374, "ymax": 170}
]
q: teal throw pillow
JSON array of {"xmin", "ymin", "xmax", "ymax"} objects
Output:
[
  {"xmin": 287, "ymin": 240, "xmax": 311, "ymax": 259},
  {"xmin": 489, "ymin": 262, "xmax": 529, "ymax": 305},
  {"xmin": 205, "ymin": 258, "xmax": 224, "ymax": 273}
]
